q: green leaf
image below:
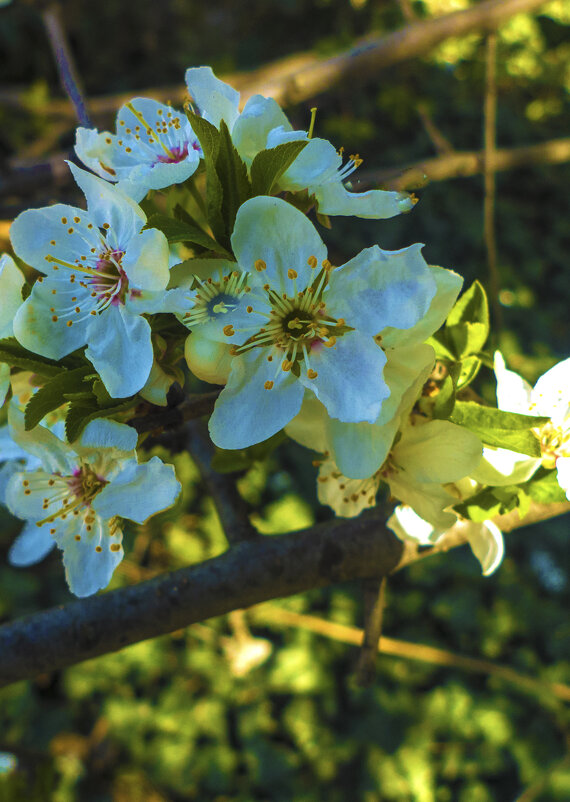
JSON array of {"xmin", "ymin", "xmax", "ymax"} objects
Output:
[
  {"xmin": 24, "ymin": 366, "xmax": 92, "ymax": 430},
  {"xmin": 65, "ymin": 398, "xmax": 136, "ymax": 442},
  {"xmin": 186, "ymin": 110, "xmax": 226, "ymax": 242},
  {"xmin": 454, "ymin": 487, "xmax": 506, "ymax": 522},
  {"xmin": 0, "ymin": 337, "xmax": 62, "ymax": 377},
  {"xmin": 447, "ymin": 280, "xmax": 489, "ymax": 329},
  {"xmin": 432, "ymin": 362, "xmax": 460, "ymax": 420},
  {"xmin": 444, "ymin": 281, "xmax": 490, "ymax": 359},
  {"xmin": 450, "ymin": 401, "xmax": 548, "ymax": 456},
  {"xmin": 456, "ymin": 355, "xmax": 482, "ymax": 390},
  {"xmin": 520, "ymin": 467, "xmax": 568, "ymax": 504},
  {"xmin": 144, "ymin": 212, "xmax": 231, "ymax": 256},
  {"xmin": 250, "ymin": 140, "xmax": 308, "ymax": 196},
  {"xmin": 216, "ymin": 120, "xmax": 252, "ymax": 234}
]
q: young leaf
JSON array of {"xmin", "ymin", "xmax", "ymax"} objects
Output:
[
  {"xmin": 432, "ymin": 362, "xmax": 460, "ymax": 420},
  {"xmin": 216, "ymin": 120, "xmax": 252, "ymax": 234},
  {"xmin": 186, "ymin": 110, "xmax": 226, "ymax": 242},
  {"xmin": 65, "ymin": 397, "xmax": 136, "ymax": 442},
  {"xmin": 24, "ymin": 366, "xmax": 92, "ymax": 430},
  {"xmin": 520, "ymin": 467, "xmax": 568, "ymax": 504},
  {"xmin": 447, "ymin": 280, "xmax": 489, "ymax": 329},
  {"xmin": 250, "ymin": 140, "xmax": 308, "ymax": 196},
  {"xmin": 450, "ymin": 401, "xmax": 548, "ymax": 456},
  {"xmin": 144, "ymin": 213, "xmax": 231, "ymax": 256}
]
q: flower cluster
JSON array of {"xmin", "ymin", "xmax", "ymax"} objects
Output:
[{"xmin": 1, "ymin": 66, "xmax": 566, "ymax": 595}]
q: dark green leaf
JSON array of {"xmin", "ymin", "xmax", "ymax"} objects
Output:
[
  {"xmin": 450, "ymin": 401, "xmax": 548, "ymax": 456},
  {"xmin": 432, "ymin": 362, "xmax": 460, "ymax": 420},
  {"xmin": 216, "ymin": 120, "xmax": 252, "ymax": 234},
  {"xmin": 250, "ymin": 140, "xmax": 308, "ymax": 196},
  {"xmin": 447, "ymin": 280, "xmax": 489, "ymax": 329},
  {"xmin": 24, "ymin": 366, "xmax": 92, "ymax": 430},
  {"xmin": 144, "ymin": 213, "xmax": 231, "ymax": 256},
  {"xmin": 65, "ymin": 398, "xmax": 136, "ymax": 442},
  {"xmin": 186, "ymin": 110, "xmax": 226, "ymax": 242}
]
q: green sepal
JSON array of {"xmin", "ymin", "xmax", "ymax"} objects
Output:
[
  {"xmin": 456, "ymin": 355, "xmax": 482, "ymax": 390},
  {"xmin": 431, "ymin": 281, "xmax": 490, "ymax": 360},
  {"xmin": 24, "ymin": 365, "xmax": 93, "ymax": 430},
  {"xmin": 250, "ymin": 140, "xmax": 308, "ymax": 196},
  {"xmin": 450, "ymin": 401, "xmax": 548, "ymax": 456},
  {"xmin": 432, "ymin": 362, "xmax": 460, "ymax": 420},
  {"xmin": 454, "ymin": 483, "xmax": 531, "ymax": 522}
]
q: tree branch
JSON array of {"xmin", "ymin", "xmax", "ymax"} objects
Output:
[
  {"xmin": 358, "ymin": 138, "xmax": 570, "ymax": 191},
  {"xmin": 184, "ymin": 419, "xmax": 259, "ymax": 545},
  {"xmin": 1, "ymin": 499, "xmax": 568, "ymax": 689},
  {"xmin": 2, "ymin": 0, "xmax": 547, "ymax": 120}
]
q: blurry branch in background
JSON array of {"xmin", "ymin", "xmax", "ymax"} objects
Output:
[
  {"xmin": 39, "ymin": 1, "xmax": 91, "ymax": 127},
  {"xmin": 251, "ymin": 606, "xmax": 570, "ymax": 703},
  {"xmin": 483, "ymin": 33, "xmax": 503, "ymax": 330},
  {"xmin": 0, "ymin": 496, "xmax": 568, "ymax": 689},
  {"xmin": 356, "ymin": 137, "xmax": 570, "ymax": 192},
  {"xmin": 129, "ymin": 390, "xmax": 220, "ymax": 434},
  {"xmin": 355, "ymin": 576, "xmax": 387, "ymax": 686},
  {"xmin": 0, "ymin": 0, "xmax": 548, "ymax": 120}
]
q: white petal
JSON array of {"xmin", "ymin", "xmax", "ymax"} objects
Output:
[
  {"xmin": 86, "ymin": 305, "xmax": 153, "ymax": 398},
  {"xmin": 327, "ymin": 244, "xmax": 436, "ymax": 335},
  {"xmin": 466, "ymin": 520, "xmax": 504, "ymax": 576},
  {"xmin": 327, "ymin": 414, "xmax": 400, "ymax": 480},
  {"xmin": 532, "ymin": 358, "xmax": 570, "ymax": 424},
  {"xmin": 285, "ymin": 396, "xmax": 329, "ymax": 454},
  {"xmin": 231, "ymin": 196, "xmax": 327, "ymax": 294},
  {"xmin": 0, "ymin": 254, "xmax": 25, "ymax": 339},
  {"xmin": 317, "ymin": 458, "xmax": 380, "ymax": 518},
  {"xmin": 493, "ymin": 351, "xmax": 534, "ymax": 414},
  {"xmin": 208, "ymin": 350, "xmax": 304, "ymax": 449},
  {"xmin": 55, "ymin": 514, "xmax": 124, "ymax": 597},
  {"xmin": 93, "ymin": 456, "xmax": 180, "ymax": 523},
  {"xmin": 387, "ymin": 505, "xmax": 442, "ymax": 546},
  {"xmin": 555, "ymin": 456, "xmax": 570, "ymax": 499},
  {"xmin": 8, "ymin": 521, "xmax": 55, "ymax": 566},
  {"xmin": 185, "ymin": 66, "xmax": 240, "ymax": 129},
  {"xmin": 394, "ymin": 420, "xmax": 482, "ymax": 484},
  {"xmin": 313, "ymin": 182, "xmax": 414, "ymax": 219},
  {"xmin": 231, "ymin": 95, "xmax": 292, "ymax": 165},
  {"xmin": 121, "ymin": 226, "xmax": 170, "ymax": 291}
]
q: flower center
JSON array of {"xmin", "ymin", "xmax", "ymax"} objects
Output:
[
  {"xmin": 229, "ymin": 257, "xmax": 351, "ymax": 381},
  {"xmin": 537, "ymin": 421, "xmax": 570, "ymax": 469},
  {"xmin": 25, "ymin": 463, "xmax": 108, "ymax": 533},
  {"xmin": 183, "ymin": 270, "xmax": 251, "ymax": 328}
]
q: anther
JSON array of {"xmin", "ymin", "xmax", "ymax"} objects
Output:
[
  {"xmin": 307, "ymin": 369, "xmax": 318, "ymax": 379},
  {"xmin": 264, "ymin": 380, "xmax": 274, "ymax": 390},
  {"xmin": 308, "ymin": 255, "xmax": 318, "ymax": 269},
  {"xmin": 223, "ymin": 324, "xmax": 235, "ymax": 337},
  {"xmin": 288, "ymin": 269, "xmax": 298, "ymax": 279},
  {"xmin": 255, "ymin": 259, "xmax": 267, "ymax": 272}
]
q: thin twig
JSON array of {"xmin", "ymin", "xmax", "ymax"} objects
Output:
[
  {"xmin": 355, "ymin": 576, "xmax": 387, "ymax": 686},
  {"xmin": 483, "ymin": 33, "xmax": 503, "ymax": 330},
  {"xmin": 40, "ymin": 2, "xmax": 91, "ymax": 127},
  {"xmin": 184, "ymin": 419, "xmax": 259, "ymax": 545},
  {"xmin": 253, "ymin": 606, "xmax": 570, "ymax": 703}
]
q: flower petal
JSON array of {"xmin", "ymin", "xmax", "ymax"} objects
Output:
[
  {"xmin": 209, "ymin": 350, "xmax": 304, "ymax": 449},
  {"xmin": 231, "ymin": 95, "xmax": 292, "ymax": 165},
  {"xmin": 68, "ymin": 162, "xmax": 146, "ymax": 247},
  {"xmin": 555, "ymin": 456, "xmax": 570, "ymax": 500},
  {"xmin": 376, "ymin": 343, "xmax": 435, "ymax": 427},
  {"xmin": 185, "ymin": 66, "xmax": 240, "ymax": 129},
  {"xmin": 76, "ymin": 417, "xmax": 138, "ymax": 454},
  {"xmin": 531, "ymin": 357, "xmax": 570, "ymax": 424},
  {"xmin": 493, "ymin": 352, "xmax": 533, "ymax": 414},
  {"xmin": 8, "ymin": 521, "xmax": 55, "ymax": 566},
  {"xmin": 387, "ymin": 505, "xmax": 443, "ymax": 547},
  {"xmin": 55, "ymin": 514, "xmax": 124, "ymax": 597},
  {"xmin": 327, "ymin": 414, "xmax": 400, "ymax": 480},
  {"xmin": 13, "ymin": 278, "xmax": 91, "ymax": 360},
  {"xmin": 317, "ymin": 458, "xmax": 380, "ymax": 518},
  {"xmin": 285, "ymin": 396, "xmax": 329, "ymax": 454},
  {"xmin": 327, "ymin": 244, "xmax": 436, "ymax": 335},
  {"xmin": 0, "ymin": 254, "xmax": 25, "ymax": 339},
  {"xmin": 466, "ymin": 520, "xmax": 504, "ymax": 576},
  {"xmin": 394, "ymin": 420, "xmax": 482, "ymax": 484},
  {"xmin": 85, "ymin": 305, "xmax": 153, "ymax": 398},
  {"xmin": 386, "ymin": 473, "xmax": 458, "ymax": 530},
  {"xmin": 313, "ymin": 182, "xmax": 414, "ymax": 219},
  {"xmin": 299, "ymin": 332, "xmax": 388, "ymax": 423},
  {"xmin": 93, "ymin": 456, "xmax": 180, "ymax": 523},
  {"xmin": 121, "ymin": 227, "xmax": 170, "ymax": 291},
  {"xmin": 381, "ymin": 266, "xmax": 463, "ymax": 349},
  {"xmin": 231, "ymin": 196, "xmax": 327, "ymax": 294},
  {"xmin": 280, "ymin": 138, "xmax": 340, "ymax": 189}
]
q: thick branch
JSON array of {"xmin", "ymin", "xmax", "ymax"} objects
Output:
[
  {"xmin": 0, "ymin": 512, "xmax": 402, "ymax": 688},
  {"xmin": 1, "ymin": 499, "xmax": 568, "ymax": 688}
]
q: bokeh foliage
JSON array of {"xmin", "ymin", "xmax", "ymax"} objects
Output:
[{"xmin": 0, "ymin": 0, "xmax": 569, "ymax": 799}]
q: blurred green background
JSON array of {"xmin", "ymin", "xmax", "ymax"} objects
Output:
[{"xmin": 1, "ymin": 1, "xmax": 569, "ymax": 800}]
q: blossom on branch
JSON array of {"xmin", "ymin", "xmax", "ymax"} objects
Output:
[
  {"xmin": 181, "ymin": 196, "xmax": 437, "ymax": 449},
  {"xmin": 5, "ymin": 411, "xmax": 181, "ymax": 597},
  {"xmin": 75, "ymin": 98, "xmax": 201, "ymax": 201},
  {"xmin": 185, "ymin": 66, "xmax": 414, "ymax": 219},
  {"xmin": 10, "ymin": 165, "xmax": 171, "ymax": 398}
]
